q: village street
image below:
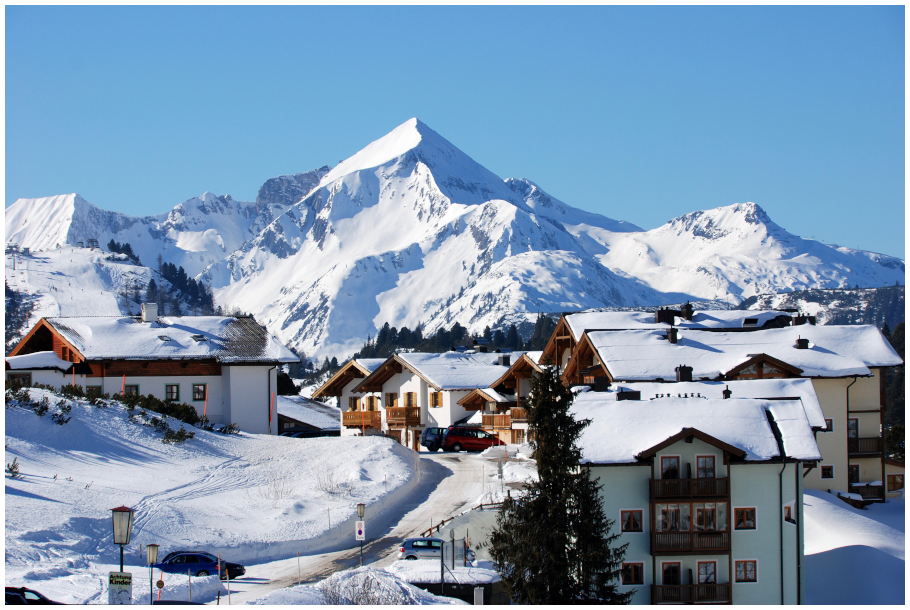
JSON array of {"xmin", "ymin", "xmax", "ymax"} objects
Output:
[{"xmin": 221, "ymin": 451, "xmax": 491, "ymax": 604}]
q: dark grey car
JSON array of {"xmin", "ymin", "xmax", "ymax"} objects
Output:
[{"xmin": 420, "ymin": 427, "xmax": 446, "ymax": 452}]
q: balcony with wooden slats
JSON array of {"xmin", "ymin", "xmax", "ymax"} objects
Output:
[
  {"xmin": 342, "ymin": 410, "xmax": 382, "ymax": 429},
  {"xmin": 482, "ymin": 413, "xmax": 512, "ymax": 429},
  {"xmin": 651, "ymin": 583, "xmax": 731, "ymax": 604},
  {"xmin": 651, "ymin": 531, "xmax": 730, "ymax": 554},
  {"xmin": 650, "ymin": 478, "xmax": 730, "ymax": 500},
  {"xmin": 510, "ymin": 406, "xmax": 528, "ymax": 422},
  {"xmin": 386, "ymin": 406, "xmax": 421, "ymax": 427},
  {"xmin": 848, "ymin": 437, "xmax": 883, "ymax": 457}
]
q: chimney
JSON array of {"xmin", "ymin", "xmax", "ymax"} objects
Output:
[
  {"xmin": 667, "ymin": 328, "xmax": 679, "ymax": 344},
  {"xmin": 681, "ymin": 302, "xmax": 695, "ymax": 321},
  {"xmin": 795, "ymin": 337, "xmax": 810, "ymax": 350},
  {"xmin": 616, "ymin": 389, "xmax": 640, "ymax": 401},
  {"xmin": 656, "ymin": 308, "xmax": 678, "ymax": 325},
  {"xmin": 498, "ymin": 354, "xmax": 511, "ymax": 367},
  {"xmin": 675, "ymin": 364, "xmax": 693, "ymax": 382},
  {"xmin": 592, "ymin": 376, "xmax": 611, "ymax": 392},
  {"xmin": 722, "ymin": 385, "xmax": 732, "ymax": 399},
  {"xmin": 141, "ymin": 303, "xmax": 158, "ymax": 323}
]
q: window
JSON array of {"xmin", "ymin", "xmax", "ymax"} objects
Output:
[
  {"xmin": 366, "ymin": 396, "xmax": 378, "ymax": 411},
  {"xmin": 661, "ymin": 456, "xmax": 680, "ymax": 479},
  {"xmin": 621, "ymin": 562, "xmax": 644, "ymax": 585},
  {"xmin": 7, "ymin": 372, "xmax": 32, "ymax": 387},
  {"xmin": 662, "ymin": 562, "xmax": 681, "ymax": 585},
  {"xmin": 348, "ymin": 397, "xmax": 361, "ymax": 411},
  {"xmin": 697, "ymin": 561, "xmax": 717, "ymax": 584},
  {"xmin": 657, "ymin": 505, "xmax": 683, "ymax": 531},
  {"xmin": 192, "ymin": 384, "xmax": 207, "ymax": 401},
  {"xmin": 783, "ymin": 503, "xmax": 796, "ymax": 524},
  {"xmin": 696, "ymin": 455, "xmax": 716, "ymax": 479},
  {"xmin": 620, "ymin": 510, "xmax": 643, "ymax": 532},
  {"xmin": 735, "ymin": 560, "xmax": 757, "ymax": 582},
  {"xmin": 385, "ymin": 393, "xmax": 398, "ymax": 407},
  {"xmin": 824, "ymin": 418, "xmax": 833, "ymax": 432},
  {"xmin": 847, "ymin": 418, "xmax": 859, "ymax": 439},
  {"xmin": 165, "ymin": 384, "xmax": 180, "ymax": 401},
  {"xmin": 820, "ymin": 465, "xmax": 834, "ymax": 479},
  {"xmin": 886, "ymin": 474, "xmax": 904, "ymax": 492},
  {"xmin": 734, "ymin": 507, "xmax": 756, "ymax": 530},
  {"xmin": 430, "ymin": 391, "xmax": 443, "ymax": 408},
  {"xmin": 848, "ymin": 464, "xmax": 860, "ymax": 484},
  {"xmin": 695, "ymin": 506, "xmax": 718, "ymax": 531},
  {"xmin": 124, "ymin": 385, "xmax": 139, "ymax": 396},
  {"xmin": 405, "ymin": 392, "xmax": 417, "ymax": 407}
]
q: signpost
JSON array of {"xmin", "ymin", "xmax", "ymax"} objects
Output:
[
  {"xmin": 108, "ymin": 571, "xmax": 133, "ymax": 605},
  {"xmin": 356, "ymin": 503, "xmax": 366, "ymax": 567}
]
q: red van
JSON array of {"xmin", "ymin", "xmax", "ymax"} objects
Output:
[{"xmin": 441, "ymin": 426, "xmax": 505, "ymax": 452}]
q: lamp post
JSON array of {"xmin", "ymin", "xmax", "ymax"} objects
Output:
[
  {"xmin": 146, "ymin": 544, "xmax": 159, "ymax": 605},
  {"xmin": 356, "ymin": 503, "xmax": 365, "ymax": 567},
  {"xmin": 111, "ymin": 506, "xmax": 135, "ymax": 573}
]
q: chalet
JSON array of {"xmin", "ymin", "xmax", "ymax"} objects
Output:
[
  {"xmin": 349, "ymin": 352, "xmax": 512, "ymax": 450},
  {"xmin": 276, "ymin": 395, "xmax": 341, "ymax": 435},
  {"xmin": 556, "ymin": 323, "xmax": 901, "ymax": 501},
  {"xmin": 5, "ymin": 305, "xmax": 298, "ymax": 434},
  {"xmin": 574, "ymin": 393, "xmax": 820, "ymax": 604},
  {"xmin": 311, "ymin": 358, "xmax": 386, "ymax": 436}
]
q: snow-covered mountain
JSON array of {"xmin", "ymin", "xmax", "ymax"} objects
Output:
[{"xmin": 5, "ymin": 118, "xmax": 904, "ymax": 360}]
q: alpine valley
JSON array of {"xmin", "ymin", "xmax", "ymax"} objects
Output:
[{"xmin": 5, "ymin": 118, "xmax": 904, "ymax": 361}]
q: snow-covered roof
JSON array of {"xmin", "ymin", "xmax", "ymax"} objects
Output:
[
  {"xmin": 277, "ymin": 396, "xmax": 341, "ymax": 430},
  {"xmin": 611, "ymin": 379, "xmax": 826, "ymax": 429},
  {"xmin": 354, "ymin": 358, "xmax": 387, "ymax": 373},
  {"xmin": 39, "ymin": 315, "xmax": 298, "ymax": 363},
  {"xmin": 587, "ymin": 324, "xmax": 900, "ymax": 380},
  {"xmin": 395, "ymin": 352, "xmax": 512, "ymax": 390},
  {"xmin": 564, "ymin": 309, "xmax": 794, "ymax": 339},
  {"xmin": 524, "ymin": 351, "xmax": 543, "ymax": 364},
  {"xmin": 6, "ymin": 351, "xmax": 72, "ymax": 372},
  {"xmin": 572, "ymin": 393, "xmax": 821, "ymax": 464}
]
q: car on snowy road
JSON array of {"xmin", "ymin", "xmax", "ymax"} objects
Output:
[
  {"xmin": 441, "ymin": 426, "xmax": 505, "ymax": 452},
  {"xmin": 153, "ymin": 551, "xmax": 245, "ymax": 580},
  {"xmin": 397, "ymin": 537, "xmax": 476, "ymax": 562},
  {"xmin": 5, "ymin": 586, "xmax": 62, "ymax": 604}
]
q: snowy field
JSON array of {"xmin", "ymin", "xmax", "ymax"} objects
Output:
[{"xmin": 5, "ymin": 388, "xmax": 417, "ymax": 604}]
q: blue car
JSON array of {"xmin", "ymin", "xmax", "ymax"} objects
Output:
[{"xmin": 153, "ymin": 551, "xmax": 245, "ymax": 580}]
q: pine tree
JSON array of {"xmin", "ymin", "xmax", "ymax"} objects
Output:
[{"xmin": 489, "ymin": 366, "xmax": 630, "ymax": 603}]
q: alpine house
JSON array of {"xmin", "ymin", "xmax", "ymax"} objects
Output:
[{"xmin": 6, "ymin": 304, "xmax": 298, "ymax": 434}]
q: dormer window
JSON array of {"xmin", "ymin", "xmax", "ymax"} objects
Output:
[
  {"xmin": 191, "ymin": 334, "xmax": 206, "ymax": 342},
  {"xmin": 743, "ymin": 318, "xmax": 759, "ymax": 327},
  {"xmin": 158, "ymin": 335, "xmax": 172, "ymax": 342}
]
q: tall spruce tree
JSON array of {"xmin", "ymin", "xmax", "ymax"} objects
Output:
[{"xmin": 489, "ymin": 366, "xmax": 630, "ymax": 603}]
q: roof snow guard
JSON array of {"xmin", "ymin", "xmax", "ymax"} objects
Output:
[{"xmin": 20, "ymin": 316, "xmax": 298, "ymax": 364}]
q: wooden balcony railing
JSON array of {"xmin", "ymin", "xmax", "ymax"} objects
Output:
[
  {"xmin": 342, "ymin": 410, "xmax": 381, "ymax": 429},
  {"xmin": 650, "ymin": 477, "xmax": 729, "ymax": 500},
  {"xmin": 651, "ymin": 531, "xmax": 730, "ymax": 554},
  {"xmin": 651, "ymin": 583, "xmax": 731, "ymax": 604},
  {"xmin": 386, "ymin": 406, "xmax": 421, "ymax": 427},
  {"xmin": 849, "ymin": 483, "xmax": 885, "ymax": 501},
  {"xmin": 510, "ymin": 407, "xmax": 528, "ymax": 422},
  {"xmin": 848, "ymin": 437, "xmax": 883, "ymax": 456},
  {"xmin": 481, "ymin": 413, "xmax": 512, "ymax": 429}
]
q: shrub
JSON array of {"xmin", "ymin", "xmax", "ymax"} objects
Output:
[
  {"xmin": 162, "ymin": 428, "xmax": 195, "ymax": 444},
  {"xmin": 52, "ymin": 401, "xmax": 72, "ymax": 425},
  {"xmin": 34, "ymin": 397, "xmax": 50, "ymax": 416},
  {"xmin": 217, "ymin": 423, "xmax": 240, "ymax": 435},
  {"xmin": 6, "ymin": 457, "xmax": 21, "ymax": 479},
  {"xmin": 60, "ymin": 384, "xmax": 85, "ymax": 398}
]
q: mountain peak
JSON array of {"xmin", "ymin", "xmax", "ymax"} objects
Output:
[
  {"xmin": 319, "ymin": 117, "xmax": 429, "ymax": 185},
  {"xmin": 665, "ymin": 201, "xmax": 779, "ymax": 240}
]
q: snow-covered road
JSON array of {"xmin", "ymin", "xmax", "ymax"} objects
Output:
[{"xmin": 223, "ymin": 451, "xmax": 487, "ymax": 604}]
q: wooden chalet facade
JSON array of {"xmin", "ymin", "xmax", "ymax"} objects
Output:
[
  {"xmin": 311, "ymin": 358, "xmax": 386, "ymax": 436},
  {"xmin": 6, "ymin": 307, "xmax": 298, "ymax": 434}
]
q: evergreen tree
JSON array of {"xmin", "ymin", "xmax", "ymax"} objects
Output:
[
  {"xmin": 145, "ymin": 279, "xmax": 159, "ymax": 304},
  {"xmin": 505, "ymin": 323, "xmax": 521, "ymax": 349},
  {"xmin": 489, "ymin": 366, "xmax": 630, "ymax": 603}
]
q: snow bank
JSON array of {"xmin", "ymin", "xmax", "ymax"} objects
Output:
[{"xmin": 386, "ymin": 558, "xmax": 501, "ymax": 585}]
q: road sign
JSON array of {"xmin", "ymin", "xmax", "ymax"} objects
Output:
[
  {"xmin": 108, "ymin": 571, "xmax": 133, "ymax": 604},
  {"xmin": 156, "ymin": 580, "xmax": 164, "ymax": 589},
  {"xmin": 355, "ymin": 520, "xmax": 365, "ymax": 541}
]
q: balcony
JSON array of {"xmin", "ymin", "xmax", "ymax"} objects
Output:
[
  {"xmin": 482, "ymin": 413, "xmax": 512, "ymax": 429},
  {"xmin": 848, "ymin": 437, "xmax": 883, "ymax": 457},
  {"xmin": 510, "ymin": 406, "xmax": 528, "ymax": 422},
  {"xmin": 651, "ymin": 531, "xmax": 730, "ymax": 554},
  {"xmin": 342, "ymin": 410, "xmax": 381, "ymax": 429},
  {"xmin": 386, "ymin": 406, "xmax": 421, "ymax": 427},
  {"xmin": 849, "ymin": 483, "xmax": 885, "ymax": 501},
  {"xmin": 651, "ymin": 583, "xmax": 731, "ymax": 604},
  {"xmin": 650, "ymin": 478, "xmax": 729, "ymax": 500}
]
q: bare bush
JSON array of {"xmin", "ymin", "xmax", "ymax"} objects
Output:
[{"xmin": 319, "ymin": 571, "xmax": 410, "ymax": 605}]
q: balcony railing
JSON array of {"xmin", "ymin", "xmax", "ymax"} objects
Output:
[
  {"xmin": 386, "ymin": 406, "xmax": 421, "ymax": 427},
  {"xmin": 651, "ymin": 531, "xmax": 730, "ymax": 554},
  {"xmin": 650, "ymin": 478, "xmax": 729, "ymax": 500},
  {"xmin": 849, "ymin": 483, "xmax": 885, "ymax": 501},
  {"xmin": 482, "ymin": 413, "xmax": 512, "ymax": 429},
  {"xmin": 651, "ymin": 583, "xmax": 731, "ymax": 604},
  {"xmin": 510, "ymin": 407, "xmax": 528, "ymax": 422},
  {"xmin": 342, "ymin": 410, "xmax": 381, "ymax": 429},
  {"xmin": 848, "ymin": 437, "xmax": 883, "ymax": 456}
]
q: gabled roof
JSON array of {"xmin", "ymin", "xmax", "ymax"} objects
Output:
[
  {"xmin": 457, "ymin": 387, "xmax": 516, "ymax": 408},
  {"xmin": 563, "ymin": 309, "xmax": 796, "ymax": 339},
  {"xmin": 489, "ymin": 351, "xmax": 545, "ymax": 390},
  {"xmin": 572, "ymin": 393, "xmax": 820, "ymax": 464},
  {"xmin": 584, "ymin": 324, "xmax": 900, "ymax": 381},
  {"xmin": 9, "ymin": 316, "xmax": 298, "ymax": 364},
  {"xmin": 311, "ymin": 358, "xmax": 385, "ymax": 398},
  {"xmin": 636, "ymin": 427, "xmax": 747, "ymax": 460},
  {"xmin": 354, "ymin": 352, "xmax": 512, "ymax": 392}
]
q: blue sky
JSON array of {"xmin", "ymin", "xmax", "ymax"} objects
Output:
[{"xmin": 6, "ymin": 5, "xmax": 905, "ymax": 257}]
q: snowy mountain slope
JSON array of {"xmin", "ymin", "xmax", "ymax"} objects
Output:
[
  {"xmin": 210, "ymin": 119, "xmax": 670, "ymax": 358},
  {"xmin": 741, "ymin": 285, "xmax": 904, "ymax": 328},
  {"xmin": 596, "ymin": 202, "xmax": 904, "ymax": 301}
]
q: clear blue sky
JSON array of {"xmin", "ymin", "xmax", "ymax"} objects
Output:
[{"xmin": 6, "ymin": 5, "xmax": 905, "ymax": 257}]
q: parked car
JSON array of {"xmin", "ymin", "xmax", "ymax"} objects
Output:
[
  {"xmin": 153, "ymin": 551, "xmax": 245, "ymax": 580},
  {"xmin": 397, "ymin": 537, "xmax": 475, "ymax": 562},
  {"xmin": 5, "ymin": 587, "xmax": 61, "ymax": 604},
  {"xmin": 441, "ymin": 426, "xmax": 505, "ymax": 452},
  {"xmin": 420, "ymin": 427, "xmax": 447, "ymax": 451}
]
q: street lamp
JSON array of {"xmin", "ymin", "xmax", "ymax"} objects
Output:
[
  {"xmin": 356, "ymin": 503, "xmax": 366, "ymax": 567},
  {"xmin": 146, "ymin": 544, "xmax": 159, "ymax": 605},
  {"xmin": 111, "ymin": 506, "xmax": 135, "ymax": 573}
]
